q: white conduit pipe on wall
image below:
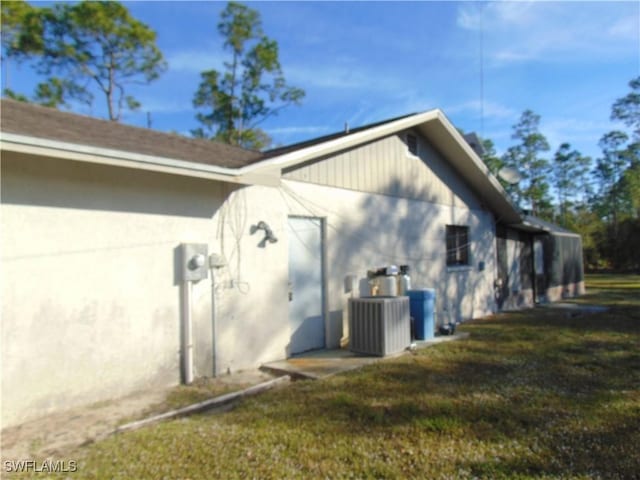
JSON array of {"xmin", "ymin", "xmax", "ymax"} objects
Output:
[
  {"xmin": 181, "ymin": 280, "xmax": 194, "ymax": 385},
  {"xmin": 180, "ymin": 244, "xmax": 208, "ymax": 385}
]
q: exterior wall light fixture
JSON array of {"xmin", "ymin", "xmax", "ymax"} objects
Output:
[{"xmin": 251, "ymin": 221, "xmax": 278, "ymax": 245}]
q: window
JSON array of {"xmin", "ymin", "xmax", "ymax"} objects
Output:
[
  {"xmin": 407, "ymin": 133, "xmax": 418, "ymax": 156},
  {"xmin": 446, "ymin": 225, "xmax": 469, "ymax": 266}
]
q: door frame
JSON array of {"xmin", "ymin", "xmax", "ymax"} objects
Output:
[{"xmin": 287, "ymin": 215, "xmax": 329, "ymax": 354}]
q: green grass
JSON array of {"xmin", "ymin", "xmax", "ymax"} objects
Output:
[
  {"xmin": 113, "ymin": 377, "xmax": 245, "ymax": 428},
  {"xmin": 23, "ymin": 275, "xmax": 640, "ymax": 479},
  {"xmin": 161, "ymin": 377, "xmax": 246, "ymax": 411},
  {"xmin": 577, "ymin": 274, "xmax": 640, "ymax": 307}
]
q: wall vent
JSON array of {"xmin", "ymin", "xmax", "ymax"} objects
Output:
[{"xmin": 349, "ymin": 297, "xmax": 411, "ymax": 356}]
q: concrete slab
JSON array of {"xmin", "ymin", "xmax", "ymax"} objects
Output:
[
  {"xmin": 261, "ymin": 332, "xmax": 470, "ymax": 380},
  {"xmin": 262, "ymin": 350, "xmax": 380, "ymax": 379}
]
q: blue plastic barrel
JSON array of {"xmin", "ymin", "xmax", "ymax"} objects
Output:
[{"xmin": 407, "ymin": 289, "xmax": 435, "ymax": 340}]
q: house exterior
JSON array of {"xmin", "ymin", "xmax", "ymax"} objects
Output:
[{"xmin": 1, "ymin": 99, "xmax": 583, "ymax": 428}]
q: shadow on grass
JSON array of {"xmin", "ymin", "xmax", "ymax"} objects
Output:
[
  {"xmin": 245, "ymin": 300, "xmax": 640, "ymax": 478},
  {"xmin": 69, "ymin": 275, "xmax": 639, "ymax": 479}
]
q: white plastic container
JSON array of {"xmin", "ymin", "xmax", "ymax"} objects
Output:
[
  {"xmin": 397, "ymin": 273, "xmax": 411, "ymax": 296},
  {"xmin": 378, "ymin": 276, "xmax": 398, "ymax": 296}
]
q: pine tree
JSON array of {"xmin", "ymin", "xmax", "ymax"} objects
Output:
[
  {"xmin": 192, "ymin": 2, "xmax": 304, "ymax": 149},
  {"xmin": 552, "ymin": 143, "xmax": 591, "ymax": 227},
  {"xmin": 502, "ymin": 110, "xmax": 552, "ymax": 218},
  {"xmin": 2, "ymin": 1, "xmax": 166, "ymax": 120}
]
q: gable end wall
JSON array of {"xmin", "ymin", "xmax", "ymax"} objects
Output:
[{"xmin": 283, "ymin": 131, "xmax": 483, "ymax": 210}]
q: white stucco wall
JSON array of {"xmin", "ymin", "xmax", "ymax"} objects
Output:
[
  {"xmin": 209, "ymin": 178, "xmax": 498, "ymax": 373},
  {"xmin": 283, "ymin": 179, "xmax": 497, "ymax": 325},
  {"xmin": 2, "ymin": 150, "xmax": 500, "ymax": 428},
  {"xmin": 209, "ymin": 185, "xmax": 290, "ymax": 375},
  {"xmin": 1, "ymin": 153, "xmax": 225, "ymax": 427}
]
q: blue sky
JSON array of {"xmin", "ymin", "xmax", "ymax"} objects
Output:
[{"xmin": 6, "ymin": 1, "xmax": 640, "ymax": 159}]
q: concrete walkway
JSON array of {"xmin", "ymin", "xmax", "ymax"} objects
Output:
[{"xmin": 262, "ymin": 332, "xmax": 470, "ymax": 380}]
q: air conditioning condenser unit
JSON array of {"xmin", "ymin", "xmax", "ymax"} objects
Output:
[{"xmin": 348, "ymin": 296, "xmax": 410, "ymax": 356}]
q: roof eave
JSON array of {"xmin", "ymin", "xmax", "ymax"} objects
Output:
[
  {"xmin": 245, "ymin": 109, "xmax": 523, "ymax": 223},
  {"xmin": 0, "ymin": 132, "xmax": 280, "ymax": 186},
  {"xmin": 416, "ymin": 112, "xmax": 522, "ymax": 224},
  {"xmin": 512, "ymin": 216, "xmax": 581, "ymax": 237},
  {"xmin": 245, "ymin": 110, "xmax": 442, "ymax": 173}
]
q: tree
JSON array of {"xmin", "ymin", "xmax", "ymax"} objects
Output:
[
  {"xmin": 193, "ymin": 1, "xmax": 304, "ymax": 149},
  {"xmin": 587, "ymin": 78, "xmax": 640, "ymax": 270},
  {"xmin": 589, "ymin": 130, "xmax": 640, "ymax": 269},
  {"xmin": 2, "ymin": 1, "xmax": 166, "ymax": 120},
  {"xmin": 611, "ymin": 76, "xmax": 640, "ymax": 140},
  {"xmin": 552, "ymin": 143, "xmax": 591, "ymax": 227},
  {"xmin": 1, "ymin": 0, "xmax": 44, "ymax": 95},
  {"xmin": 609, "ymin": 77, "xmax": 640, "ymax": 217},
  {"xmin": 592, "ymin": 131, "xmax": 633, "ymax": 225},
  {"xmin": 623, "ymin": 150, "xmax": 640, "ymax": 217},
  {"xmin": 480, "ymin": 138, "xmax": 503, "ymax": 175},
  {"xmin": 480, "ymin": 137, "xmax": 523, "ymax": 199},
  {"xmin": 502, "ymin": 110, "xmax": 552, "ymax": 218}
]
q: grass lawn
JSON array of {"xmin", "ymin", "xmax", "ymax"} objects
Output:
[{"xmin": 24, "ymin": 275, "xmax": 640, "ymax": 479}]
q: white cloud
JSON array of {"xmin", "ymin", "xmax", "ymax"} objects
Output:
[
  {"xmin": 166, "ymin": 49, "xmax": 225, "ymax": 73},
  {"xmin": 542, "ymin": 118, "xmax": 613, "ymax": 151},
  {"xmin": 446, "ymin": 99, "xmax": 517, "ymax": 120},
  {"xmin": 166, "ymin": 46, "xmax": 379, "ymax": 92},
  {"xmin": 167, "ymin": 48, "xmax": 389, "ymax": 94},
  {"xmin": 136, "ymin": 98, "xmax": 192, "ymax": 114},
  {"xmin": 492, "ymin": 50, "xmax": 533, "ymax": 63},
  {"xmin": 456, "ymin": 1, "xmax": 639, "ymax": 66},
  {"xmin": 266, "ymin": 125, "xmax": 331, "ymax": 136},
  {"xmin": 609, "ymin": 16, "xmax": 639, "ymax": 40},
  {"xmin": 456, "ymin": 6, "xmax": 481, "ymax": 31},
  {"xmin": 457, "ymin": 1, "xmax": 537, "ymax": 31},
  {"xmin": 285, "ymin": 64, "xmax": 369, "ymax": 90},
  {"xmin": 353, "ymin": 90, "xmax": 435, "ymax": 127}
]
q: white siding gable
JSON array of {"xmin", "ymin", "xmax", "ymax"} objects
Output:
[{"xmin": 283, "ymin": 131, "xmax": 483, "ymax": 210}]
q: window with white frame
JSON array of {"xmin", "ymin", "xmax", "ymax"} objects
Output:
[{"xmin": 446, "ymin": 225, "xmax": 470, "ymax": 266}]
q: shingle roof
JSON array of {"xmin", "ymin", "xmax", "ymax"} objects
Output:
[
  {"xmin": 0, "ymin": 99, "xmax": 263, "ymax": 168},
  {"xmin": 261, "ymin": 112, "xmax": 417, "ymax": 159},
  {"xmin": 1, "ymin": 100, "xmax": 528, "ymax": 224}
]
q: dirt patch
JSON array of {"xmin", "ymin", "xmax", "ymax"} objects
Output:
[
  {"xmin": 1, "ymin": 369, "xmax": 276, "ymax": 461},
  {"xmin": 1, "ymin": 388, "xmax": 167, "ymax": 461}
]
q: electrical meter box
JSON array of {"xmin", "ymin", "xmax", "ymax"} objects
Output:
[{"xmin": 180, "ymin": 243, "xmax": 209, "ymax": 282}]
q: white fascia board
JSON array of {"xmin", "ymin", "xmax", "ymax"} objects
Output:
[
  {"xmin": 518, "ymin": 221, "xmax": 580, "ymax": 237},
  {"xmin": 1, "ymin": 132, "xmax": 279, "ymax": 185},
  {"xmin": 244, "ymin": 108, "xmax": 523, "ymax": 223},
  {"xmin": 431, "ymin": 112, "xmax": 522, "ymax": 219},
  {"xmin": 244, "ymin": 110, "xmax": 442, "ymax": 173},
  {"xmin": 434, "ymin": 112, "xmax": 504, "ymax": 191},
  {"xmin": 515, "ymin": 222, "xmax": 550, "ymax": 234}
]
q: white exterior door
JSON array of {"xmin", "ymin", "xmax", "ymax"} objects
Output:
[{"xmin": 287, "ymin": 216, "xmax": 324, "ymax": 355}]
